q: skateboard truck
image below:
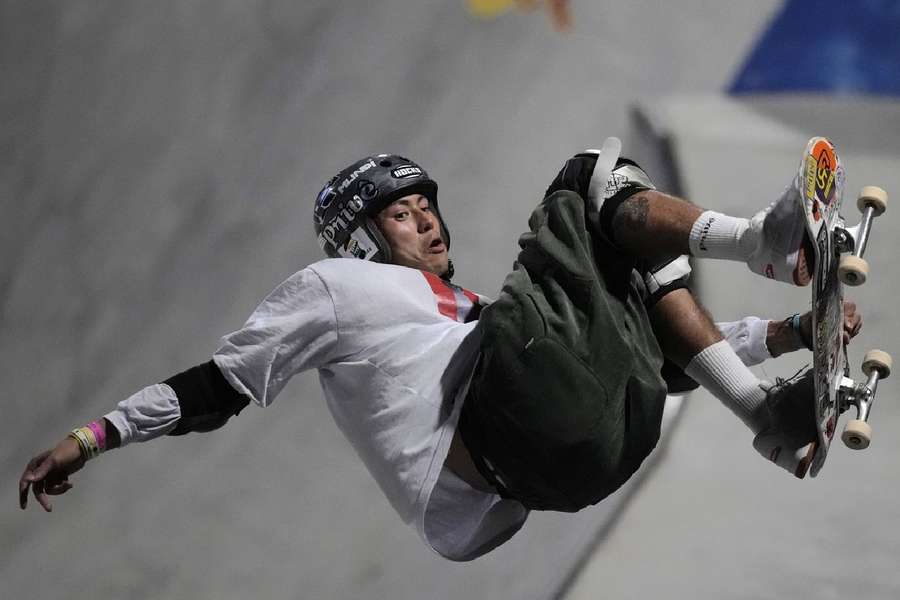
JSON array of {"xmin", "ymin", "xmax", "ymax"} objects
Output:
[
  {"xmin": 839, "ymin": 349, "xmax": 892, "ymax": 450},
  {"xmin": 837, "ymin": 186, "xmax": 889, "ymax": 286}
]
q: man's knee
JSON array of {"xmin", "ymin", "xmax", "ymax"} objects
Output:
[{"xmin": 596, "ymin": 161, "xmax": 657, "ymax": 245}]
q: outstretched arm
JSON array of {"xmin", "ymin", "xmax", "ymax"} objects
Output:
[
  {"xmin": 18, "ymin": 361, "xmax": 249, "ymax": 513},
  {"xmin": 18, "ymin": 266, "xmax": 340, "ymax": 513}
]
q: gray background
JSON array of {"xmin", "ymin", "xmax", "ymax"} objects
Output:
[{"xmin": 6, "ymin": 1, "xmax": 900, "ymax": 599}]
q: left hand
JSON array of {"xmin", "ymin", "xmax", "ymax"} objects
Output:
[
  {"xmin": 798, "ymin": 300, "xmax": 862, "ymax": 348},
  {"xmin": 841, "ymin": 300, "xmax": 862, "ymax": 345},
  {"xmin": 19, "ymin": 437, "xmax": 85, "ymax": 512}
]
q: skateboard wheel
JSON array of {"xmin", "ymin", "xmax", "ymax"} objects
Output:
[
  {"xmin": 858, "ymin": 186, "xmax": 888, "ymax": 216},
  {"xmin": 842, "ymin": 419, "xmax": 872, "ymax": 450},
  {"xmin": 838, "ymin": 255, "xmax": 869, "ymax": 286},
  {"xmin": 862, "ymin": 349, "xmax": 892, "ymax": 378}
]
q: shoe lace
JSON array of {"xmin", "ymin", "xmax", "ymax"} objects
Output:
[{"xmin": 773, "ymin": 364, "xmax": 810, "ymax": 389}]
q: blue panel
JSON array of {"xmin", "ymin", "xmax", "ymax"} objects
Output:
[{"xmin": 730, "ymin": 0, "xmax": 900, "ymax": 96}]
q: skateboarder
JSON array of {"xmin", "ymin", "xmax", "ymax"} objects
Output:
[{"xmin": 19, "ymin": 143, "xmax": 861, "ymax": 560}]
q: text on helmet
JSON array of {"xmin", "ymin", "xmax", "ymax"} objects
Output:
[{"xmin": 337, "ymin": 159, "xmax": 377, "ymax": 194}]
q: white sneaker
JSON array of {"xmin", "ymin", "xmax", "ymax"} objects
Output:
[
  {"xmin": 745, "ymin": 175, "xmax": 814, "ymax": 286},
  {"xmin": 752, "ymin": 369, "xmax": 818, "ymax": 478}
]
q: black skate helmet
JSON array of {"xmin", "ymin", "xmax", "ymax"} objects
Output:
[{"xmin": 313, "ymin": 154, "xmax": 452, "ymax": 275}]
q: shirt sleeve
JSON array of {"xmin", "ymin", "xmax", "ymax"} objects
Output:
[
  {"xmin": 716, "ymin": 316, "xmax": 771, "ymax": 366},
  {"xmin": 103, "ymin": 383, "xmax": 181, "ymax": 447},
  {"xmin": 213, "ymin": 267, "xmax": 340, "ymax": 407}
]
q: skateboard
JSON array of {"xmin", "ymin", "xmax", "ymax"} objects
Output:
[{"xmin": 797, "ymin": 136, "xmax": 892, "ymax": 477}]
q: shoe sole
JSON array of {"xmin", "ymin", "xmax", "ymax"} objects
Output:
[
  {"xmin": 792, "ymin": 233, "xmax": 815, "ymax": 286},
  {"xmin": 794, "ymin": 440, "xmax": 817, "ymax": 479}
]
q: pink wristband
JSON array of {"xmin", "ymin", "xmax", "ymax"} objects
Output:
[{"xmin": 87, "ymin": 420, "xmax": 106, "ymax": 452}]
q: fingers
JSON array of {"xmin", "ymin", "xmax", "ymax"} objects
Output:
[
  {"xmin": 33, "ymin": 477, "xmax": 52, "ymax": 512},
  {"xmin": 45, "ymin": 480, "xmax": 73, "ymax": 496},
  {"xmin": 30, "ymin": 454, "xmax": 57, "ymax": 482},
  {"xmin": 19, "ymin": 450, "xmax": 64, "ymax": 512},
  {"xmin": 19, "ymin": 450, "xmax": 51, "ymax": 510},
  {"xmin": 843, "ymin": 300, "xmax": 863, "ymax": 344},
  {"xmin": 19, "ymin": 476, "xmax": 29, "ymax": 510},
  {"xmin": 31, "ymin": 456, "xmax": 56, "ymax": 512}
]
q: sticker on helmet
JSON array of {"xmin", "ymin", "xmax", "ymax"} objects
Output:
[
  {"xmin": 319, "ymin": 194, "xmax": 366, "ymax": 248},
  {"xmin": 339, "ymin": 228, "xmax": 379, "ymax": 260},
  {"xmin": 391, "ymin": 165, "xmax": 423, "ymax": 179},
  {"xmin": 316, "ymin": 185, "xmax": 336, "ymax": 209}
]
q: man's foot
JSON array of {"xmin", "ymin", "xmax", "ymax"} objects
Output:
[
  {"xmin": 752, "ymin": 369, "xmax": 818, "ymax": 478},
  {"xmin": 745, "ymin": 178, "xmax": 815, "ymax": 286}
]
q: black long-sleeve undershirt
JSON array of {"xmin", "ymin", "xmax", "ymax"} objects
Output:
[{"xmin": 164, "ymin": 360, "xmax": 250, "ymax": 435}]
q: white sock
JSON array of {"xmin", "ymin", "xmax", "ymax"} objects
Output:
[
  {"xmin": 688, "ymin": 211, "xmax": 757, "ymax": 261},
  {"xmin": 685, "ymin": 340, "xmax": 769, "ymax": 433}
]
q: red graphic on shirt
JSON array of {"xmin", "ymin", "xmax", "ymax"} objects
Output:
[
  {"xmin": 422, "ymin": 271, "xmax": 479, "ymax": 323},
  {"xmin": 423, "ymin": 271, "xmax": 457, "ymax": 319}
]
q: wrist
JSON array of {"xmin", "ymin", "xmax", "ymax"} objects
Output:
[
  {"xmin": 798, "ymin": 313, "xmax": 814, "ymax": 350},
  {"xmin": 767, "ymin": 314, "xmax": 812, "ymax": 357},
  {"xmin": 60, "ymin": 435, "xmax": 86, "ymax": 464},
  {"xmin": 766, "ymin": 319, "xmax": 795, "ymax": 357},
  {"xmin": 69, "ymin": 419, "xmax": 116, "ymax": 461},
  {"xmin": 787, "ymin": 313, "xmax": 813, "ymax": 351}
]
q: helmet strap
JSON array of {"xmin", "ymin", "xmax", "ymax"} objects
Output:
[
  {"xmin": 363, "ymin": 217, "xmax": 392, "ymax": 264},
  {"xmin": 442, "ymin": 259, "xmax": 455, "ymax": 281}
]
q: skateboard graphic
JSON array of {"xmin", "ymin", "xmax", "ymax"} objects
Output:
[{"xmin": 797, "ymin": 137, "xmax": 892, "ymax": 477}]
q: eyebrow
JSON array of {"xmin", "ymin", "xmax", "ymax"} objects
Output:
[{"xmin": 388, "ymin": 196, "xmax": 428, "ymax": 209}]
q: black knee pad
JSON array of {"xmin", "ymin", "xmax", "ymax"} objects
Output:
[
  {"xmin": 545, "ymin": 152, "xmax": 599, "ymax": 199},
  {"xmin": 640, "ymin": 255, "xmax": 692, "ymax": 309}
]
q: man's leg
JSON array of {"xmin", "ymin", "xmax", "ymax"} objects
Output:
[
  {"xmin": 571, "ymin": 154, "xmax": 816, "ymax": 476},
  {"xmin": 607, "ymin": 190, "xmax": 702, "ymax": 258},
  {"xmin": 553, "ymin": 143, "xmax": 810, "ymax": 283},
  {"xmin": 647, "ymin": 285, "xmax": 817, "ymax": 477},
  {"xmin": 608, "ymin": 190, "xmax": 768, "ymax": 434},
  {"xmin": 648, "ymin": 287, "xmax": 769, "ymax": 433},
  {"xmin": 607, "ymin": 187, "xmax": 810, "ymax": 280}
]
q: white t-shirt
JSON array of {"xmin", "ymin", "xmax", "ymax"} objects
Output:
[
  {"xmin": 105, "ymin": 258, "xmax": 773, "ymax": 561},
  {"xmin": 213, "ymin": 258, "xmax": 529, "ymax": 559}
]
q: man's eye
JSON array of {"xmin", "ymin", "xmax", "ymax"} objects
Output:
[{"xmin": 394, "ymin": 211, "xmax": 409, "ymax": 220}]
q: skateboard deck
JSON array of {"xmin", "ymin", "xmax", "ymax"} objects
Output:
[
  {"xmin": 796, "ymin": 137, "xmax": 891, "ymax": 476},
  {"xmin": 798, "ymin": 137, "xmax": 846, "ymax": 476}
]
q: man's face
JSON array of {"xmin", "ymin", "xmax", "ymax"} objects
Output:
[{"xmin": 376, "ymin": 194, "xmax": 449, "ymax": 276}]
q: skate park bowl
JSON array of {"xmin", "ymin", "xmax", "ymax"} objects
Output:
[{"xmin": 5, "ymin": 1, "xmax": 900, "ymax": 599}]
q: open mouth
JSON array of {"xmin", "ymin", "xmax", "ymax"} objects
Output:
[{"xmin": 428, "ymin": 238, "xmax": 446, "ymax": 253}]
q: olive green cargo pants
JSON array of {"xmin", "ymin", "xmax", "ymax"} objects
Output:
[{"xmin": 459, "ymin": 190, "xmax": 668, "ymax": 512}]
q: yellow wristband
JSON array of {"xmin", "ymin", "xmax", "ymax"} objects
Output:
[{"xmin": 69, "ymin": 427, "xmax": 100, "ymax": 460}]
